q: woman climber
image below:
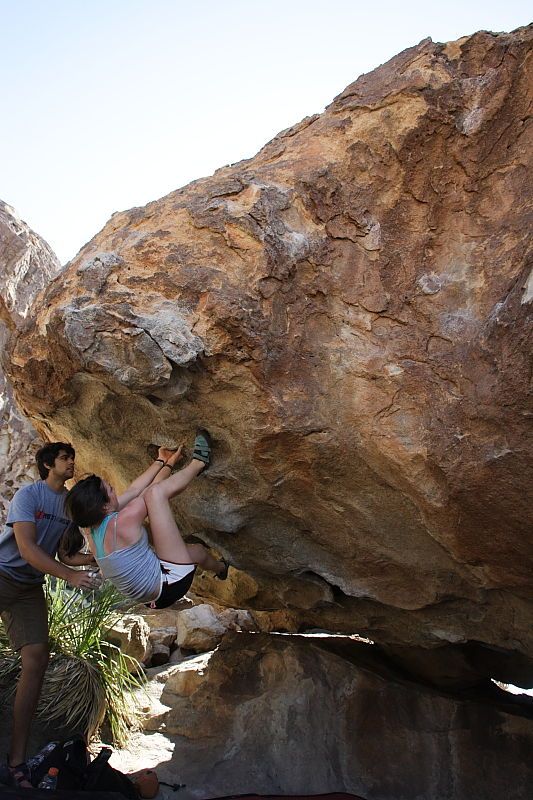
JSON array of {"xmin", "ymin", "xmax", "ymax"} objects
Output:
[{"xmin": 63, "ymin": 430, "xmax": 228, "ymax": 609}]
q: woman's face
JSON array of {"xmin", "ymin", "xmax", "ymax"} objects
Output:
[{"xmin": 102, "ymin": 480, "xmax": 119, "ymax": 511}]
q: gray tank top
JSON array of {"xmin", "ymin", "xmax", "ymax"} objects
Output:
[{"xmin": 90, "ymin": 513, "xmax": 161, "ymax": 603}]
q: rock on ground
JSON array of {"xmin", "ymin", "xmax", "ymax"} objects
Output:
[
  {"xmin": 177, "ymin": 602, "xmax": 256, "ymax": 653},
  {"xmin": 106, "ymin": 613, "xmax": 153, "ymax": 666},
  {"xmin": 117, "ymin": 632, "xmax": 533, "ymax": 800}
]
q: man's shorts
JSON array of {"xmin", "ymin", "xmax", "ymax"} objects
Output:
[{"xmin": 0, "ymin": 572, "xmax": 48, "ymax": 651}]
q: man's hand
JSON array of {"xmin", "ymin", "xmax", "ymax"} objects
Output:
[{"xmin": 65, "ymin": 569, "xmax": 98, "ymax": 590}]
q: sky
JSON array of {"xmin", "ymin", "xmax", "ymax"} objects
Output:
[{"xmin": 1, "ymin": 0, "xmax": 531, "ymax": 264}]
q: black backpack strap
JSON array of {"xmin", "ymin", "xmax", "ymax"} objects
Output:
[
  {"xmin": 84, "ymin": 747, "xmax": 112, "ymax": 785},
  {"xmin": 84, "ymin": 748, "xmax": 139, "ymax": 799}
]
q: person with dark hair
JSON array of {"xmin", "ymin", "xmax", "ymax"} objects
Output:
[
  {"xmin": 0, "ymin": 442, "xmax": 96, "ymax": 789},
  {"xmin": 35, "ymin": 441, "xmax": 75, "ymax": 481},
  {"xmin": 65, "ymin": 430, "xmax": 229, "ymax": 610}
]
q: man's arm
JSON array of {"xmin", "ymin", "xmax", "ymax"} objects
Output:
[{"xmin": 13, "ymin": 522, "xmax": 96, "ymax": 589}]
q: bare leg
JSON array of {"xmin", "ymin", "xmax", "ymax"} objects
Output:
[
  {"xmin": 151, "ymin": 459, "xmax": 204, "ymax": 502},
  {"xmin": 144, "ymin": 464, "xmax": 224, "ymax": 574},
  {"xmin": 187, "ymin": 543, "xmax": 226, "ymax": 574},
  {"xmin": 10, "ymin": 643, "xmax": 49, "ymax": 768}
]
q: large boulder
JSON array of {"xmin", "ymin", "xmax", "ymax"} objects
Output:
[
  {"xmin": 1, "ymin": 28, "xmax": 533, "ymax": 686},
  {"xmin": 140, "ymin": 632, "xmax": 533, "ymax": 799}
]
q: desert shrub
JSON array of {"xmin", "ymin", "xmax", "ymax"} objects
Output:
[{"xmin": 0, "ymin": 578, "xmax": 145, "ymax": 746}]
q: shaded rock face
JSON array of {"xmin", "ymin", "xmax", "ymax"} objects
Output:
[
  {"xmin": 144, "ymin": 633, "xmax": 533, "ymax": 800},
  {"xmin": 2, "ymin": 29, "xmax": 533, "ymax": 684},
  {"xmin": 0, "ymin": 201, "xmax": 62, "ymax": 513}
]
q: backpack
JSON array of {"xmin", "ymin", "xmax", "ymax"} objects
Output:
[
  {"xmin": 28, "ymin": 736, "xmax": 138, "ymax": 798},
  {"xmin": 84, "ymin": 747, "xmax": 139, "ymax": 799}
]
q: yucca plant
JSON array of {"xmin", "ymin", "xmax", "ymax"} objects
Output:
[{"xmin": 0, "ymin": 578, "xmax": 146, "ymax": 746}]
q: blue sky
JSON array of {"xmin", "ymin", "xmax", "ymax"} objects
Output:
[{"xmin": 1, "ymin": 0, "xmax": 531, "ymax": 263}]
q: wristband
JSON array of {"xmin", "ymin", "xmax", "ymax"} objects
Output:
[
  {"xmin": 155, "ymin": 458, "xmax": 165, "ymax": 465},
  {"xmin": 161, "ymin": 463, "xmax": 172, "ymax": 470}
]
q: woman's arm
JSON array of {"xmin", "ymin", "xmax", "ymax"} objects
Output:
[
  {"xmin": 117, "ymin": 446, "xmax": 183, "ymax": 510},
  {"xmin": 116, "ymin": 460, "xmax": 164, "ymax": 509}
]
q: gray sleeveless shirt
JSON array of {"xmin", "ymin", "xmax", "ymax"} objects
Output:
[{"xmin": 90, "ymin": 513, "xmax": 161, "ymax": 603}]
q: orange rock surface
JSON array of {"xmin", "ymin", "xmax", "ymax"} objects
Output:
[{"xmin": 3, "ymin": 27, "xmax": 532, "ymax": 682}]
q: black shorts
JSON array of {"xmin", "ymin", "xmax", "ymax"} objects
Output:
[{"xmin": 146, "ymin": 565, "xmax": 197, "ymax": 610}]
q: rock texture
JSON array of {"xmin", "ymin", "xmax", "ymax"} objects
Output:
[
  {"xmin": 0, "ymin": 201, "xmax": 62, "ymax": 514},
  {"xmin": 2, "ymin": 29, "xmax": 533, "ymax": 686},
  {"xmin": 0, "ymin": 374, "xmax": 39, "ymax": 519},
  {"xmin": 0, "ymin": 200, "xmax": 62, "ymax": 325},
  {"xmin": 177, "ymin": 602, "xmax": 256, "ymax": 653},
  {"xmin": 134, "ymin": 633, "xmax": 533, "ymax": 800},
  {"xmin": 106, "ymin": 613, "xmax": 152, "ymax": 665}
]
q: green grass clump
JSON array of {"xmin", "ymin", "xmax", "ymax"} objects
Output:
[{"xmin": 0, "ymin": 578, "xmax": 145, "ymax": 746}]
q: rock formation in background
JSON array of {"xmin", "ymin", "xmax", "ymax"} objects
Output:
[
  {"xmin": 1, "ymin": 27, "xmax": 532, "ymax": 693},
  {"xmin": 0, "ymin": 375, "xmax": 39, "ymax": 518},
  {"xmin": 0, "ymin": 201, "xmax": 63, "ymax": 513}
]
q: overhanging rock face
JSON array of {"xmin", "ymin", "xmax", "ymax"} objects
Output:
[{"xmin": 3, "ymin": 28, "xmax": 532, "ymax": 684}]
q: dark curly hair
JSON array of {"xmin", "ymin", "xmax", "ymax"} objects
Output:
[
  {"xmin": 65, "ymin": 474, "xmax": 109, "ymax": 528},
  {"xmin": 36, "ymin": 442, "xmax": 75, "ymax": 480}
]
